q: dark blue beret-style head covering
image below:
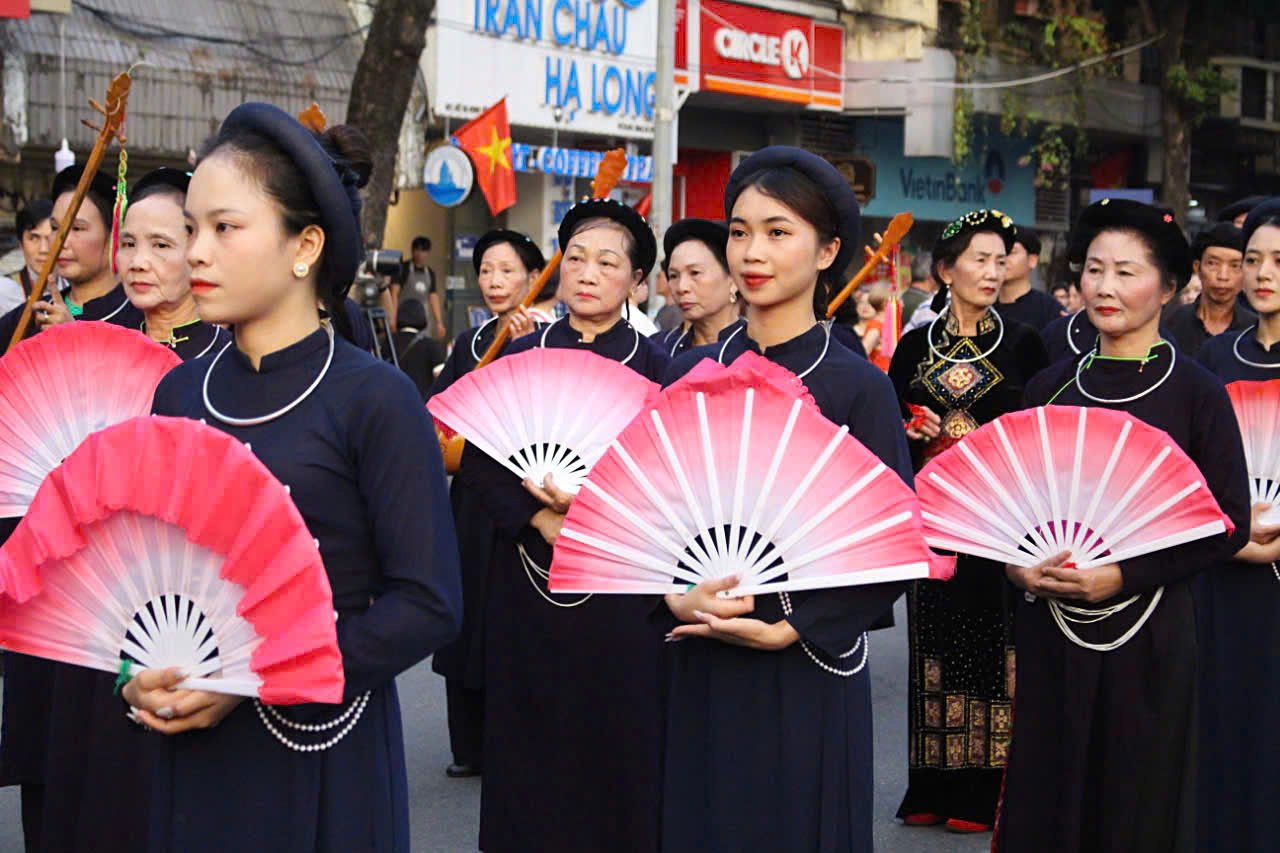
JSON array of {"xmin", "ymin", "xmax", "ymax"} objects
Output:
[
  {"xmin": 1242, "ymin": 197, "xmax": 1280, "ymax": 249},
  {"xmin": 473, "ymin": 228, "xmax": 546, "ymax": 276},
  {"xmin": 722, "ymin": 146, "xmax": 862, "ymax": 282},
  {"xmin": 558, "ymin": 197, "xmax": 658, "ymax": 277},
  {"xmin": 1068, "ymin": 198, "xmax": 1192, "ymax": 290},
  {"xmin": 217, "ymin": 102, "xmax": 364, "ymax": 303}
]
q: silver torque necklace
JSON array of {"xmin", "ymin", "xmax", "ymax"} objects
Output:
[
  {"xmin": 539, "ymin": 316, "xmax": 639, "ymax": 365},
  {"xmin": 716, "ymin": 323, "xmax": 830, "ymax": 380},
  {"xmin": 1073, "ymin": 340, "xmax": 1177, "ymax": 405},
  {"xmin": 203, "ymin": 324, "xmax": 336, "ymax": 427},
  {"xmin": 1232, "ymin": 325, "xmax": 1280, "ymax": 370}
]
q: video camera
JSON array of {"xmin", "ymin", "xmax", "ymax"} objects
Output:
[{"xmin": 353, "ymin": 249, "xmax": 403, "ymax": 309}]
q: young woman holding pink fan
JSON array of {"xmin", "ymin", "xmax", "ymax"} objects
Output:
[
  {"xmin": 1193, "ymin": 197, "xmax": 1280, "ymax": 852},
  {"xmin": 658, "ymin": 147, "xmax": 914, "ymax": 852},
  {"xmin": 118, "ymin": 103, "xmax": 463, "ymax": 852},
  {"xmin": 455, "ymin": 198, "xmax": 670, "ymax": 852},
  {"xmin": 995, "ymin": 199, "xmax": 1252, "ymax": 852}
]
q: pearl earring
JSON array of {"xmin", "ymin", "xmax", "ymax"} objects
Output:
[
  {"xmin": 729, "ymin": 290, "xmax": 738, "ymax": 303},
  {"xmin": 293, "ymin": 262, "xmax": 310, "ymax": 278}
]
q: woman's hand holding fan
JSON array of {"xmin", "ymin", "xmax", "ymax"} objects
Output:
[
  {"xmin": 1004, "ymin": 552, "xmax": 1124, "ymax": 604},
  {"xmin": 1225, "ymin": 382, "xmax": 1280, "ymax": 560},
  {"xmin": 124, "ymin": 667, "xmax": 244, "ymax": 733}
]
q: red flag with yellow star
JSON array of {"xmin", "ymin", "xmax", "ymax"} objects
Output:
[{"xmin": 452, "ymin": 99, "xmax": 517, "ymax": 216}]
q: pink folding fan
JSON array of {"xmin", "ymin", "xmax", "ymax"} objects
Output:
[
  {"xmin": 549, "ymin": 353, "xmax": 954, "ymax": 596},
  {"xmin": 0, "ymin": 321, "xmax": 181, "ymax": 518},
  {"xmin": 0, "ymin": 416, "xmax": 344, "ymax": 705},
  {"xmin": 916, "ymin": 405, "xmax": 1233, "ymax": 569},
  {"xmin": 427, "ymin": 348, "xmax": 661, "ymax": 493},
  {"xmin": 1226, "ymin": 380, "xmax": 1280, "ymax": 526}
]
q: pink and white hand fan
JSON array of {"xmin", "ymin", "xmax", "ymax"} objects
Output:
[
  {"xmin": 0, "ymin": 321, "xmax": 181, "ymax": 518},
  {"xmin": 549, "ymin": 353, "xmax": 954, "ymax": 596},
  {"xmin": 916, "ymin": 405, "xmax": 1233, "ymax": 569},
  {"xmin": 1226, "ymin": 380, "xmax": 1280, "ymax": 525},
  {"xmin": 427, "ymin": 347, "xmax": 661, "ymax": 493},
  {"xmin": 0, "ymin": 416, "xmax": 344, "ymax": 705}
]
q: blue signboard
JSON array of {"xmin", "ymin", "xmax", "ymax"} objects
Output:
[{"xmin": 854, "ymin": 117, "xmax": 1036, "ymax": 225}]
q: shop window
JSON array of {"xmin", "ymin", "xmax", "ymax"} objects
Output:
[{"xmin": 1241, "ymin": 66, "xmax": 1267, "ymax": 121}]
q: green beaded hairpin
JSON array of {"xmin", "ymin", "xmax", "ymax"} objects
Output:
[{"xmin": 940, "ymin": 208, "xmax": 1016, "ymax": 241}]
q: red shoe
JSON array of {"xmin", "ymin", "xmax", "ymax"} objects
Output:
[
  {"xmin": 945, "ymin": 818, "xmax": 991, "ymax": 833},
  {"xmin": 902, "ymin": 813, "xmax": 945, "ymax": 826}
]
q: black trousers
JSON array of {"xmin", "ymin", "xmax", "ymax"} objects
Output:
[
  {"xmin": 446, "ymin": 680, "xmax": 484, "ymax": 768},
  {"xmin": 21, "ymin": 783, "xmax": 44, "ymax": 853}
]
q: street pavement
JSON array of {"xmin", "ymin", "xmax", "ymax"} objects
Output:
[{"xmin": 0, "ymin": 597, "xmax": 990, "ymax": 852}]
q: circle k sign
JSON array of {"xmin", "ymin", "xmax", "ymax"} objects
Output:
[{"xmin": 713, "ymin": 26, "xmax": 810, "ymax": 80}]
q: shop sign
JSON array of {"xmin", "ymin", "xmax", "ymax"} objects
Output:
[
  {"xmin": 511, "ymin": 143, "xmax": 653, "ymax": 183},
  {"xmin": 423, "ymin": 145, "xmax": 475, "ymax": 208},
  {"xmin": 853, "ymin": 117, "xmax": 1036, "ymax": 225},
  {"xmin": 426, "ymin": 0, "xmax": 658, "ymax": 139},
  {"xmin": 675, "ymin": 0, "xmax": 844, "ymax": 110}
]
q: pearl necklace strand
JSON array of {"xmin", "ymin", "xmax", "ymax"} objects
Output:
[
  {"xmin": 1047, "ymin": 588, "xmax": 1164, "ymax": 653},
  {"xmin": 254, "ymin": 691, "xmax": 372, "ymax": 752},
  {"xmin": 518, "ymin": 543, "xmax": 592, "ymax": 608},
  {"xmin": 203, "ymin": 324, "xmax": 336, "ymax": 427},
  {"xmin": 779, "ymin": 591, "xmax": 867, "ymax": 676}
]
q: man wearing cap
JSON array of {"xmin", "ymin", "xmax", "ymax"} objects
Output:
[
  {"xmin": 0, "ymin": 165, "xmax": 142, "ymax": 356},
  {"xmin": 1162, "ymin": 222, "xmax": 1253, "ymax": 358}
]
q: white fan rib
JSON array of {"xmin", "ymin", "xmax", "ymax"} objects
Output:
[
  {"xmin": 727, "ymin": 389, "xmax": 755, "ymax": 571},
  {"xmin": 572, "ymin": 477, "xmax": 699, "ymax": 569},
  {"xmin": 1081, "ymin": 481, "xmax": 1205, "ymax": 564},
  {"xmin": 991, "ymin": 420, "xmax": 1056, "ymax": 556},
  {"xmin": 954, "ymin": 443, "xmax": 1053, "ymax": 559},
  {"xmin": 749, "ymin": 462, "xmax": 883, "ymax": 578},
  {"xmin": 1087, "ymin": 446, "xmax": 1172, "ymax": 542},
  {"xmin": 1036, "ymin": 408, "xmax": 1066, "ymax": 552},
  {"xmin": 1065, "ymin": 408, "xmax": 1087, "ymax": 553},
  {"xmin": 1068, "ymin": 419, "xmax": 1130, "ymax": 556},
  {"xmin": 926, "ymin": 471, "xmax": 1047, "ymax": 561},
  {"xmin": 557, "ymin": 527, "xmax": 704, "ymax": 587},
  {"xmin": 696, "ymin": 393, "xmax": 728, "ymax": 568},
  {"xmin": 738, "ymin": 400, "xmax": 804, "ymax": 564},
  {"xmin": 750, "ymin": 509, "xmax": 915, "ymax": 588},
  {"xmin": 609, "ymin": 440, "xmax": 718, "ymax": 570},
  {"xmin": 739, "ymin": 425, "xmax": 851, "ymax": 576},
  {"xmin": 650, "ymin": 409, "xmax": 723, "ymax": 566}
]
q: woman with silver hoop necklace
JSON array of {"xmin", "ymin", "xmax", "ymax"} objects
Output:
[
  {"xmin": 1192, "ymin": 197, "xmax": 1280, "ymax": 853},
  {"xmin": 660, "ymin": 147, "xmax": 912, "ymax": 852},
  {"xmin": 459, "ymin": 198, "xmax": 669, "ymax": 853},
  {"xmin": 119, "ymin": 168, "xmax": 231, "ymax": 361},
  {"xmin": 996, "ymin": 198, "xmax": 1251, "ymax": 852},
  {"xmin": 426, "ymin": 228, "xmax": 542, "ymax": 781},
  {"xmin": 889, "ymin": 209, "xmax": 1047, "ymax": 835},
  {"xmin": 122, "ymin": 103, "xmax": 463, "ymax": 853},
  {"xmin": 652, "ymin": 217, "xmax": 743, "ymax": 358}
]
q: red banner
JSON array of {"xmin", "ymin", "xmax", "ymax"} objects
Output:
[
  {"xmin": 0, "ymin": 0, "xmax": 30, "ymax": 18},
  {"xmin": 675, "ymin": 0, "xmax": 844, "ymax": 110}
]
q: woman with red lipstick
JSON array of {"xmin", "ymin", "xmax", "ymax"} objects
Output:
[
  {"xmin": 459, "ymin": 198, "xmax": 669, "ymax": 853},
  {"xmin": 652, "ymin": 217, "xmax": 743, "ymax": 357},
  {"xmin": 119, "ymin": 168, "xmax": 230, "ymax": 360},
  {"xmin": 1193, "ymin": 198, "xmax": 1280, "ymax": 853},
  {"xmin": 995, "ymin": 199, "xmax": 1251, "ymax": 851},
  {"xmin": 889, "ymin": 210, "xmax": 1047, "ymax": 835},
  {"xmin": 119, "ymin": 103, "xmax": 462, "ymax": 852},
  {"xmin": 427, "ymin": 228, "xmax": 542, "ymax": 781},
  {"xmin": 659, "ymin": 147, "xmax": 912, "ymax": 852}
]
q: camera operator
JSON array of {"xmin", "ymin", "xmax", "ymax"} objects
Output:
[
  {"xmin": 393, "ymin": 299, "xmax": 447, "ymax": 401},
  {"xmin": 393, "ymin": 235, "xmax": 446, "ymax": 339}
]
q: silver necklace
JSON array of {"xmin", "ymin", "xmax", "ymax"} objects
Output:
[
  {"xmin": 539, "ymin": 316, "xmax": 639, "ymax": 365},
  {"xmin": 469, "ymin": 315, "xmax": 499, "ymax": 362},
  {"xmin": 666, "ymin": 326, "xmax": 690, "ymax": 357},
  {"xmin": 1232, "ymin": 325, "xmax": 1280, "ymax": 370},
  {"xmin": 1066, "ymin": 310, "xmax": 1088, "ymax": 355},
  {"xmin": 1073, "ymin": 341, "xmax": 1177, "ymax": 405},
  {"xmin": 96, "ymin": 290, "xmax": 130, "ymax": 322},
  {"xmin": 203, "ymin": 324, "xmax": 336, "ymax": 427},
  {"xmin": 716, "ymin": 323, "xmax": 830, "ymax": 380},
  {"xmin": 926, "ymin": 303, "xmax": 1004, "ymax": 364}
]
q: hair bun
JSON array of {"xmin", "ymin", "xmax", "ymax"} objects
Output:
[{"xmin": 322, "ymin": 124, "xmax": 373, "ymax": 189}]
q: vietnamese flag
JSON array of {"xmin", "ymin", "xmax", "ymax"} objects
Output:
[
  {"xmin": 0, "ymin": 0, "xmax": 30, "ymax": 18},
  {"xmin": 453, "ymin": 99, "xmax": 517, "ymax": 216}
]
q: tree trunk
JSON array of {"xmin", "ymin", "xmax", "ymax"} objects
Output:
[
  {"xmin": 1152, "ymin": 0, "xmax": 1192, "ymax": 225},
  {"xmin": 346, "ymin": 0, "xmax": 435, "ymax": 246}
]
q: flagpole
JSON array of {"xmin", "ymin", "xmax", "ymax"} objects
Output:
[{"xmin": 651, "ymin": 0, "xmax": 676, "ymax": 242}]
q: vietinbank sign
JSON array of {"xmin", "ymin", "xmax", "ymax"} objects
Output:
[
  {"xmin": 425, "ymin": 0, "xmax": 658, "ymax": 139},
  {"xmin": 676, "ymin": 0, "xmax": 843, "ymax": 110}
]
